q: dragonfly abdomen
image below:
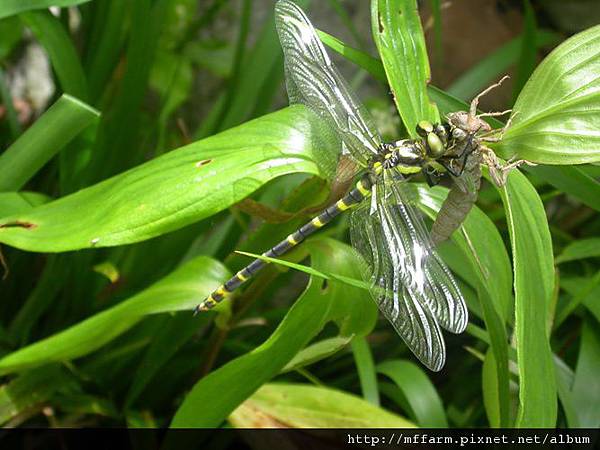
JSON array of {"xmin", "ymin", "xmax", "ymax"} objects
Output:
[{"xmin": 195, "ymin": 175, "xmax": 373, "ymax": 313}]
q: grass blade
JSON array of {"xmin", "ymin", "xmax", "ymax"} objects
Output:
[
  {"xmin": 352, "ymin": 337, "xmax": 380, "ymax": 406},
  {"xmin": 378, "ymin": 359, "xmax": 448, "ymax": 427},
  {"xmin": 448, "ymin": 30, "xmax": 559, "ymax": 101},
  {"xmin": 0, "ymin": 95, "xmax": 99, "ymax": 192},
  {"xmin": 513, "ymin": 0, "xmax": 538, "ymax": 101},
  {"xmin": 21, "ymin": 11, "xmax": 89, "ymax": 100},
  {"xmin": 0, "ymin": 0, "xmax": 91, "ymax": 19},
  {"xmin": 571, "ymin": 319, "xmax": 600, "ymax": 427}
]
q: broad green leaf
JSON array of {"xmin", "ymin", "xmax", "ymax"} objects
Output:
[
  {"xmin": 448, "ymin": 30, "xmax": 559, "ymax": 101},
  {"xmin": 170, "ymin": 238, "xmax": 377, "ymax": 428},
  {"xmin": 527, "ymin": 165, "xmax": 600, "ymax": 212},
  {"xmin": 377, "ymin": 359, "xmax": 447, "ymax": 427},
  {"xmin": 0, "ymin": 106, "xmax": 332, "ymax": 252},
  {"xmin": 0, "ymin": 95, "xmax": 99, "ymax": 192},
  {"xmin": 0, "ymin": 256, "xmax": 228, "ymax": 374},
  {"xmin": 20, "ymin": 11, "xmax": 89, "ymax": 101},
  {"xmin": 352, "ymin": 337, "xmax": 380, "ymax": 406},
  {"xmin": 371, "ymin": 0, "xmax": 438, "ymax": 136},
  {"xmin": 498, "ymin": 170, "xmax": 557, "ymax": 427},
  {"xmin": 229, "ymin": 383, "xmax": 414, "ymax": 428},
  {"xmin": 281, "ymin": 336, "xmax": 352, "ymax": 373},
  {"xmin": 0, "ymin": 192, "xmax": 51, "ymax": 217},
  {"xmin": 0, "ymin": 0, "xmax": 91, "ymax": 19},
  {"xmin": 499, "ymin": 25, "xmax": 600, "ymax": 164},
  {"xmin": 571, "ymin": 319, "xmax": 600, "ymax": 427},
  {"xmin": 556, "ymin": 238, "xmax": 600, "ymax": 264}
]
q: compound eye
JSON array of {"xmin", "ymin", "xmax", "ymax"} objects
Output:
[
  {"xmin": 416, "ymin": 120, "xmax": 433, "ymax": 138},
  {"xmin": 433, "ymin": 124, "xmax": 448, "ymax": 145},
  {"xmin": 452, "ymin": 128, "xmax": 467, "ymax": 141},
  {"xmin": 427, "ymin": 132, "xmax": 445, "ymax": 158}
]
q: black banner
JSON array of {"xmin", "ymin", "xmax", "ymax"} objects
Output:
[{"xmin": 0, "ymin": 428, "xmax": 597, "ymax": 450}]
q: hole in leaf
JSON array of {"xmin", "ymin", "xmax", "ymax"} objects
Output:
[
  {"xmin": 378, "ymin": 13, "xmax": 384, "ymax": 33},
  {"xmin": 196, "ymin": 159, "xmax": 212, "ymax": 168},
  {"xmin": 321, "ymin": 279, "xmax": 329, "ymax": 293},
  {"xmin": 0, "ymin": 221, "xmax": 37, "ymax": 229}
]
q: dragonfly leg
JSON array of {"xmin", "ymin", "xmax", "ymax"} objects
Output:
[{"xmin": 424, "ymin": 168, "xmax": 441, "ymax": 187}]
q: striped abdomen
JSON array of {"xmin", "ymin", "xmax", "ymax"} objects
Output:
[
  {"xmin": 195, "ymin": 175, "xmax": 373, "ymax": 312},
  {"xmin": 430, "ymin": 162, "xmax": 482, "ymax": 246}
]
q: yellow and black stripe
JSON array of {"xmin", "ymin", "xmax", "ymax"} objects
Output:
[{"xmin": 194, "ymin": 174, "xmax": 374, "ymax": 313}]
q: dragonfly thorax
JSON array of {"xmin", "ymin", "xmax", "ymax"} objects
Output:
[{"xmin": 375, "ymin": 140, "xmax": 425, "ymax": 173}]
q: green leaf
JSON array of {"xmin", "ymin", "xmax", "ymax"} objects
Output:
[
  {"xmin": 235, "ymin": 250, "xmax": 373, "ymax": 292},
  {"xmin": 559, "ymin": 274, "xmax": 600, "ymax": 325},
  {"xmin": 125, "ymin": 313, "xmax": 206, "ymax": 407},
  {"xmin": 556, "ymin": 238, "xmax": 600, "ymax": 264},
  {"xmin": 20, "ymin": 11, "xmax": 89, "ymax": 101},
  {"xmin": 499, "ymin": 25, "xmax": 600, "ymax": 164},
  {"xmin": 527, "ymin": 165, "xmax": 600, "ymax": 212},
  {"xmin": 498, "ymin": 170, "xmax": 557, "ymax": 427},
  {"xmin": 418, "ymin": 185, "xmax": 512, "ymax": 427},
  {"xmin": 352, "ymin": 337, "xmax": 380, "ymax": 406},
  {"xmin": 0, "ymin": 256, "xmax": 229, "ymax": 374},
  {"xmin": 228, "ymin": 383, "xmax": 415, "ymax": 428},
  {"xmin": 170, "ymin": 238, "xmax": 377, "ymax": 428},
  {"xmin": 0, "ymin": 192, "xmax": 51, "ymax": 217},
  {"xmin": 0, "ymin": 365, "xmax": 70, "ymax": 425},
  {"xmin": 377, "ymin": 359, "xmax": 448, "ymax": 427},
  {"xmin": 371, "ymin": 0, "xmax": 438, "ymax": 136},
  {"xmin": 572, "ymin": 318, "xmax": 600, "ymax": 427},
  {"xmin": 318, "ymin": 29, "xmax": 386, "ymax": 81},
  {"xmin": 0, "ymin": 0, "xmax": 91, "ymax": 19},
  {"xmin": 281, "ymin": 336, "xmax": 352, "ymax": 373},
  {"xmin": 0, "ymin": 95, "xmax": 99, "ymax": 192},
  {"xmin": 553, "ymin": 355, "xmax": 579, "ymax": 428},
  {"xmin": 0, "ymin": 106, "xmax": 332, "ymax": 252}
]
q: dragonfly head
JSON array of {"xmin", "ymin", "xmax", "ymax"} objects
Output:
[{"xmin": 416, "ymin": 120, "xmax": 448, "ymax": 159}]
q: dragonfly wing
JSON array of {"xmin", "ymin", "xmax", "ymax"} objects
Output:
[
  {"xmin": 349, "ymin": 170, "xmax": 468, "ymax": 371},
  {"xmin": 275, "ymin": 0, "xmax": 381, "ymax": 167}
]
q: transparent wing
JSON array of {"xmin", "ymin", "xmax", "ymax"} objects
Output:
[
  {"xmin": 349, "ymin": 170, "xmax": 468, "ymax": 371},
  {"xmin": 275, "ymin": 0, "xmax": 381, "ymax": 167}
]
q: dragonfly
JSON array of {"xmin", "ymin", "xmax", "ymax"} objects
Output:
[{"xmin": 196, "ymin": 0, "xmax": 476, "ymax": 371}]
